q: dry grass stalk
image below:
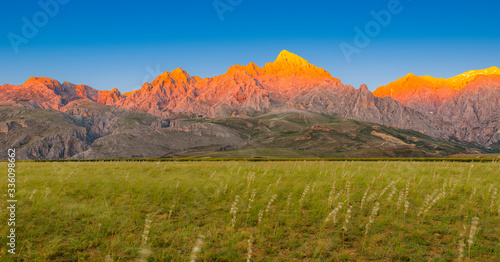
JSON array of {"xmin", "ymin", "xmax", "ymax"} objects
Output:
[
  {"xmin": 286, "ymin": 192, "xmax": 293, "ymax": 211},
  {"xmin": 265, "ymin": 194, "xmax": 278, "ymax": 214},
  {"xmin": 467, "ymin": 217, "xmax": 479, "ymax": 258},
  {"xmin": 417, "ymin": 189, "xmax": 439, "ymax": 217},
  {"xmin": 327, "ymin": 182, "xmax": 337, "ymax": 209},
  {"xmin": 230, "ymin": 195, "xmax": 240, "ymax": 228},
  {"xmin": 167, "ymin": 201, "xmax": 176, "ymax": 220},
  {"xmin": 275, "ymin": 176, "xmax": 282, "ymax": 188},
  {"xmin": 209, "ymin": 171, "xmax": 216, "ymax": 180},
  {"xmin": 386, "ymin": 186, "xmax": 397, "ymax": 202},
  {"xmin": 246, "ymin": 235, "xmax": 253, "ymax": 262},
  {"xmin": 248, "ymin": 189, "xmax": 257, "ymax": 210},
  {"xmin": 360, "ymin": 185, "xmax": 370, "ymax": 211},
  {"xmin": 466, "ymin": 164, "xmax": 474, "ymax": 183},
  {"xmin": 490, "ymin": 188, "xmax": 497, "ymax": 212},
  {"xmin": 299, "ymin": 185, "xmax": 310, "ymax": 209},
  {"xmin": 29, "ymin": 189, "xmax": 37, "ymax": 201},
  {"xmin": 365, "ymin": 202, "xmax": 380, "ymax": 235},
  {"xmin": 344, "ymin": 181, "xmax": 351, "ymax": 203},
  {"xmin": 138, "ymin": 215, "xmax": 153, "ymax": 262},
  {"xmin": 470, "ymin": 187, "xmax": 477, "ymax": 200},
  {"xmin": 325, "ymin": 202, "xmax": 343, "ymax": 225},
  {"xmin": 265, "ymin": 184, "xmax": 272, "ymax": 193},
  {"xmin": 450, "ymin": 179, "xmax": 458, "ymax": 195},
  {"xmin": 257, "ymin": 210, "xmax": 264, "ymax": 225},
  {"xmin": 403, "ymin": 200, "xmax": 409, "ymax": 221},
  {"xmin": 138, "ymin": 248, "xmax": 152, "ymax": 262},
  {"xmin": 366, "ymin": 192, "xmax": 377, "ymax": 204},
  {"xmin": 342, "ymin": 205, "xmax": 352, "ymax": 232},
  {"xmin": 378, "ymin": 180, "xmax": 398, "ymax": 200},
  {"xmin": 419, "ymin": 190, "xmax": 445, "ymax": 218},
  {"xmin": 189, "ymin": 234, "xmax": 205, "ymax": 262},
  {"xmin": 215, "ymin": 182, "xmax": 224, "ymax": 197},
  {"xmin": 141, "ymin": 216, "xmax": 152, "ymax": 246},
  {"xmin": 457, "ymin": 224, "xmax": 467, "ymax": 261},
  {"xmin": 396, "ymin": 189, "xmax": 404, "ymax": 211}
]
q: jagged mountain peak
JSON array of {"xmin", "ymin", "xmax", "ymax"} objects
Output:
[
  {"xmin": 1, "ymin": 60, "xmax": 499, "ymax": 151},
  {"xmin": 24, "ymin": 77, "xmax": 61, "ymax": 88},
  {"xmin": 151, "ymin": 68, "xmax": 195, "ymax": 86},
  {"xmin": 446, "ymin": 66, "xmax": 500, "ymax": 89},
  {"xmin": 460, "ymin": 73, "xmax": 500, "ymax": 90},
  {"xmin": 359, "ymin": 84, "xmax": 369, "ymax": 91},
  {"xmin": 420, "ymin": 66, "xmax": 500, "ymax": 90},
  {"xmin": 170, "ymin": 68, "xmax": 189, "ymax": 77},
  {"xmin": 404, "ymin": 73, "xmax": 418, "ymax": 78},
  {"xmin": 374, "ymin": 72, "xmax": 446, "ymax": 98},
  {"xmin": 273, "ymin": 50, "xmax": 310, "ymax": 66},
  {"xmin": 262, "ymin": 50, "xmax": 335, "ymax": 80},
  {"xmin": 374, "ymin": 66, "xmax": 500, "ymax": 99},
  {"xmin": 226, "ymin": 62, "xmax": 264, "ymax": 76}
]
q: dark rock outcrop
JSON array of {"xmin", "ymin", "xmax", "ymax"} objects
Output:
[{"xmin": 438, "ymin": 75, "xmax": 500, "ymax": 148}]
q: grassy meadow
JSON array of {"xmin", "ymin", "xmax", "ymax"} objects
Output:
[{"xmin": 1, "ymin": 160, "xmax": 499, "ymax": 261}]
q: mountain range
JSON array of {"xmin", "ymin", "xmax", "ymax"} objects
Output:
[{"xmin": 1, "ymin": 50, "xmax": 499, "ymax": 159}]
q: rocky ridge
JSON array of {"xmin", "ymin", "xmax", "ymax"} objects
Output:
[{"xmin": 1, "ymin": 51, "xmax": 499, "ymax": 150}]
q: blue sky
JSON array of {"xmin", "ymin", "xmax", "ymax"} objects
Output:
[{"xmin": 1, "ymin": 0, "xmax": 499, "ymax": 92}]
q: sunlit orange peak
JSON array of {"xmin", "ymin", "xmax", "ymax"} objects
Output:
[
  {"xmin": 155, "ymin": 68, "xmax": 193, "ymax": 84},
  {"xmin": 273, "ymin": 50, "xmax": 311, "ymax": 66},
  {"xmin": 24, "ymin": 77, "xmax": 60, "ymax": 86},
  {"xmin": 421, "ymin": 66, "xmax": 500, "ymax": 90},
  {"xmin": 23, "ymin": 77, "xmax": 61, "ymax": 90}
]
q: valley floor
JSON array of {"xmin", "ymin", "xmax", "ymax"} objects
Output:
[{"xmin": 1, "ymin": 161, "xmax": 499, "ymax": 261}]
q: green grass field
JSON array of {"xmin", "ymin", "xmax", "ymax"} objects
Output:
[{"xmin": 1, "ymin": 161, "xmax": 499, "ymax": 261}]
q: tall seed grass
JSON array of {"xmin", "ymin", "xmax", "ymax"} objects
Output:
[{"xmin": 2, "ymin": 161, "xmax": 498, "ymax": 261}]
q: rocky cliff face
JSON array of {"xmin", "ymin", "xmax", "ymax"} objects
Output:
[
  {"xmin": 438, "ymin": 75, "xmax": 500, "ymax": 148},
  {"xmin": 111, "ymin": 50, "xmax": 338, "ymax": 118},
  {"xmin": 73, "ymin": 121, "xmax": 246, "ymax": 159},
  {"xmin": 287, "ymin": 83, "xmax": 445, "ymax": 138},
  {"xmin": 373, "ymin": 73, "xmax": 457, "ymax": 114},
  {"xmin": 0, "ymin": 106, "xmax": 89, "ymax": 159},
  {"xmin": 1, "ymin": 51, "xmax": 498, "ymax": 149},
  {"xmin": 373, "ymin": 67, "xmax": 500, "ymax": 113},
  {"xmin": 61, "ymin": 100, "xmax": 162, "ymax": 141},
  {"xmin": 421, "ymin": 66, "xmax": 500, "ymax": 90},
  {"xmin": 0, "ymin": 104, "xmax": 481, "ymax": 159},
  {"xmin": 0, "ymin": 77, "xmax": 125, "ymax": 110},
  {"xmin": 106, "ymin": 50, "xmax": 442, "ymax": 140},
  {"xmin": 374, "ymin": 69, "xmax": 500, "ymax": 148},
  {"xmin": 0, "ymin": 101, "xmax": 248, "ymax": 160}
]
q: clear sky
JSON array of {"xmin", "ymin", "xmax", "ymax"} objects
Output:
[{"xmin": 1, "ymin": 0, "xmax": 499, "ymax": 92}]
